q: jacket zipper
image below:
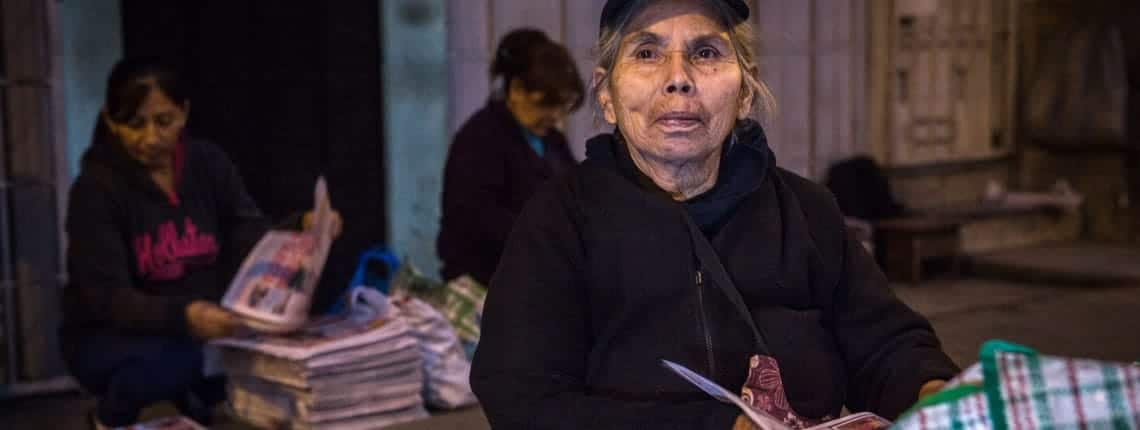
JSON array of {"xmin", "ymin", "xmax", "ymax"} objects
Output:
[{"xmin": 695, "ymin": 268, "xmax": 717, "ymax": 377}]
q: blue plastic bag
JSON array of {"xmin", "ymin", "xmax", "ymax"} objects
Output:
[{"xmin": 327, "ymin": 246, "xmax": 400, "ymax": 314}]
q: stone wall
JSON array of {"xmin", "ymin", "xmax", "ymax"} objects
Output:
[{"xmin": 1018, "ymin": 147, "xmax": 1137, "ymax": 243}]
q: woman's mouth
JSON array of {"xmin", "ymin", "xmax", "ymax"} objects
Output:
[{"xmin": 655, "ymin": 112, "xmax": 702, "ymax": 132}]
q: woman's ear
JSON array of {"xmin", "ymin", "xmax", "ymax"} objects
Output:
[
  {"xmin": 734, "ymin": 63, "xmax": 761, "ymax": 119},
  {"xmin": 101, "ymin": 108, "xmax": 118, "ymax": 132},
  {"xmin": 594, "ymin": 67, "xmax": 617, "ymax": 124},
  {"xmin": 738, "ymin": 67, "xmax": 759, "ymax": 120},
  {"xmin": 506, "ymin": 78, "xmax": 524, "ymax": 103}
]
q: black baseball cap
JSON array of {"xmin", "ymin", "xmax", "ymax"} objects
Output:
[{"xmin": 599, "ymin": 0, "xmax": 750, "ymax": 34}]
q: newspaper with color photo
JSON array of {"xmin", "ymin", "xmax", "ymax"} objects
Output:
[
  {"xmin": 222, "ymin": 177, "xmax": 336, "ymax": 332},
  {"xmin": 662, "ymin": 360, "xmax": 891, "ymax": 430}
]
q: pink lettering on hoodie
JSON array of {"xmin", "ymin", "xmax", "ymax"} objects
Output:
[{"xmin": 134, "ymin": 217, "xmax": 219, "ymax": 280}]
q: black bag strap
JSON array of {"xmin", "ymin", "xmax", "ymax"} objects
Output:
[{"xmin": 680, "ymin": 211, "xmax": 771, "ymax": 355}]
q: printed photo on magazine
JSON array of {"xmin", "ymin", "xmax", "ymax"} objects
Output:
[
  {"xmin": 221, "ymin": 177, "xmax": 336, "ymax": 331},
  {"xmin": 661, "ymin": 360, "xmax": 891, "ymax": 430}
]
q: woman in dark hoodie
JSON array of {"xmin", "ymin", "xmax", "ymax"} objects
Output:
[
  {"xmin": 470, "ymin": 1, "xmax": 959, "ymax": 429},
  {"xmin": 436, "ymin": 28, "xmax": 585, "ymax": 286},
  {"xmin": 60, "ymin": 57, "xmax": 338, "ymax": 428}
]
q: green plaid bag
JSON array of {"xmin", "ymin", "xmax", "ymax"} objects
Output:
[
  {"xmin": 441, "ymin": 275, "xmax": 487, "ymax": 344},
  {"xmin": 388, "ymin": 262, "xmax": 487, "ymax": 344},
  {"xmin": 893, "ymin": 340, "xmax": 1140, "ymax": 430}
]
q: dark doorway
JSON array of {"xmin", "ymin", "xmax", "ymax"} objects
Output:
[{"xmin": 119, "ymin": 0, "xmax": 386, "ymax": 311}]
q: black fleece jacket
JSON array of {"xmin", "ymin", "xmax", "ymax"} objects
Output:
[
  {"xmin": 470, "ymin": 121, "xmax": 959, "ymax": 429},
  {"xmin": 437, "ymin": 100, "xmax": 576, "ymax": 285},
  {"xmin": 61, "ymin": 136, "xmax": 297, "ymax": 339}
]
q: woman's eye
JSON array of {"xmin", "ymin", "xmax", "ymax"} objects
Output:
[
  {"xmin": 155, "ymin": 115, "xmax": 174, "ymax": 127},
  {"xmin": 126, "ymin": 119, "xmax": 146, "ymax": 129},
  {"xmin": 635, "ymin": 49, "xmax": 656, "ymax": 60},
  {"xmin": 695, "ymin": 47, "xmax": 720, "ymax": 60}
]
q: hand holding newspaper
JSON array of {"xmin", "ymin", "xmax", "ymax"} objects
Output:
[
  {"xmin": 661, "ymin": 360, "xmax": 891, "ymax": 430},
  {"xmin": 222, "ymin": 177, "xmax": 336, "ymax": 333}
]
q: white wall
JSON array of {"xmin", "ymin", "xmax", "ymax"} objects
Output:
[
  {"xmin": 383, "ymin": 0, "xmax": 449, "ymax": 278},
  {"xmin": 58, "ymin": 0, "xmax": 122, "ymax": 179}
]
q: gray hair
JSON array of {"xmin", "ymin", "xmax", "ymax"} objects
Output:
[{"xmin": 591, "ymin": 0, "xmax": 776, "ymax": 124}]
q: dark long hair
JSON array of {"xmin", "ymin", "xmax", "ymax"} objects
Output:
[
  {"xmin": 490, "ymin": 28, "xmax": 585, "ymax": 111},
  {"xmin": 90, "ymin": 56, "xmax": 188, "ymax": 150}
]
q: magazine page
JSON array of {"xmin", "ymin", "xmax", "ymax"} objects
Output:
[
  {"xmin": 219, "ymin": 344, "xmax": 420, "ymax": 391},
  {"xmin": 213, "ymin": 314, "xmax": 410, "ymax": 362},
  {"xmin": 661, "ymin": 360, "xmax": 891, "ymax": 430},
  {"xmin": 229, "ymin": 380, "xmax": 425, "ymax": 424},
  {"xmin": 214, "ymin": 288, "xmax": 405, "ymax": 361},
  {"xmin": 662, "ymin": 360, "xmax": 792, "ymax": 430},
  {"xmin": 303, "ymin": 345, "xmax": 421, "ymax": 377},
  {"xmin": 222, "ymin": 177, "xmax": 336, "ymax": 331}
]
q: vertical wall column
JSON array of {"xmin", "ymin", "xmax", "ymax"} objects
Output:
[
  {"xmin": 0, "ymin": 0, "xmax": 65, "ymax": 383},
  {"xmin": 383, "ymin": 0, "xmax": 449, "ymax": 277}
]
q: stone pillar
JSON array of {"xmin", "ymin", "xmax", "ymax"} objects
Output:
[{"xmin": 0, "ymin": 0, "xmax": 65, "ymax": 382}]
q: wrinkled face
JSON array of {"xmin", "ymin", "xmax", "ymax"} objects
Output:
[
  {"xmin": 596, "ymin": 0, "xmax": 752, "ymax": 164},
  {"xmin": 507, "ymin": 83, "xmax": 573, "ymax": 137},
  {"xmin": 105, "ymin": 81, "xmax": 188, "ymax": 168}
]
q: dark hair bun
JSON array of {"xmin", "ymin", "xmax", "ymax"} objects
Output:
[
  {"xmin": 490, "ymin": 28, "xmax": 551, "ymax": 79},
  {"xmin": 487, "ymin": 28, "xmax": 585, "ymax": 112}
]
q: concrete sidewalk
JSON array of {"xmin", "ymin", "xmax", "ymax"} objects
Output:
[{"xmin": 4, "ymin": 279, "xmax": 1139, "ymax": 429}]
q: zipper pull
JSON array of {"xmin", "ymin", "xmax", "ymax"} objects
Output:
[{"xmin": 696, "ymin": 269, "xmax": 704, "ymax": 286}]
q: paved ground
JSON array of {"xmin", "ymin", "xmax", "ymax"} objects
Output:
[
  {"xmin": 3, "ymin": 278, "xmax": 1139, "ymax": 429},
  {"xmin": 894, "ymin": 279, "xmax": 1140, "ymax": 365},
  {"xmin": 968, "ymin": 242, "xmax": 1140, "ymax": 285}
]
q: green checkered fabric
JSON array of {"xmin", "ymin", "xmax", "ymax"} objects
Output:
[
  {"xmin": 441, "ymin": 275, "xmax": 487, "ymax": 344},
  {"xmin": 388, "ymin": 263, "xmax": 487, "ymax": 344},
  {"xmin": 894, "ymin": 341, "xmax": 1140, "ymax": 430}
]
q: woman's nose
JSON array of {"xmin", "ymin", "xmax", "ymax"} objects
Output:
[
  {"xmin": 666, "ymin": 81, "xmax": 693, "ymax": 94},
  {"xmin": 141, "ymin": 122, "xmax": 161, "ymax": 145},
  {"xmin": 664, "ymin": 54, "xmax": 694, "ymax": 95}
]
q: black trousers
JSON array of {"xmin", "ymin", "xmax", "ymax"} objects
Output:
[{"xmin": 62, "ymin": 332, "xmax": 226, "ymax": 426}]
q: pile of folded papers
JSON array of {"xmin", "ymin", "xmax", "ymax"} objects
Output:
[{"xmin": 214, "ymin": 290, "xmax": 428, "ymax": 429}]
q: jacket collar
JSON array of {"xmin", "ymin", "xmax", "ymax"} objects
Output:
[{"xmin": 583, "ymin": 119, "xmax": 775, "ymax": 233}]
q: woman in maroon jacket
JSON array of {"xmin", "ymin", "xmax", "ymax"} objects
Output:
[
  {"xmin": 61, "ymin": 57, "xmax": 339, "ymax": 428},
  {"xmin": 437, "ymin": 29, "xmax": 586, "ymax": 285}
]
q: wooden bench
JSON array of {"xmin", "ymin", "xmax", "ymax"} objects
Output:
[{"xmin": 875, "ymin": 217, "xmax": 963, "ymax": 285}]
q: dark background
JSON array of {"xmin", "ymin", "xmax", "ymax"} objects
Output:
[{"xmin": 119, "ymin": 0, "xmax": 387, "ymax": 312}]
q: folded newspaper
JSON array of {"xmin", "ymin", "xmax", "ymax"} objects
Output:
[
  {"xmin": 662, "ymin": 360, "xmax": 891, "ymax": 430},
  {"xmin": 213, "ymin": 289, "xmax": 429, "ymax": 429},
  {"xmin": 222, "ymin": 177, "xmax": 336, "ymax": 333}
]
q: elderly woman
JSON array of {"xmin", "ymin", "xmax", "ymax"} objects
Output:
[{"xmin": 470, "ymin": 0, "xmax": 959, "ymax": 429}]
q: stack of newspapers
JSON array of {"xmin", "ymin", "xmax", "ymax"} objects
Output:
[{"xmin": 213, "ymin": 290, "xmax": 428, "ymax": 429}]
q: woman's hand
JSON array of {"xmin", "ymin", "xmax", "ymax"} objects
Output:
[
  {"xmin": 919, "ymin": 379, "xmax": 947, "ymax": 400},
  {"xmin": 185, "ymin": 301, "xmax": 244, "ymax": 340},
  {"xmin": 733, "ymin": 415, "xmax": 755, "ymax": 430},
  {"xmin": 302, "ymin": 209, "xmax": 343, "ymax": 238}
]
